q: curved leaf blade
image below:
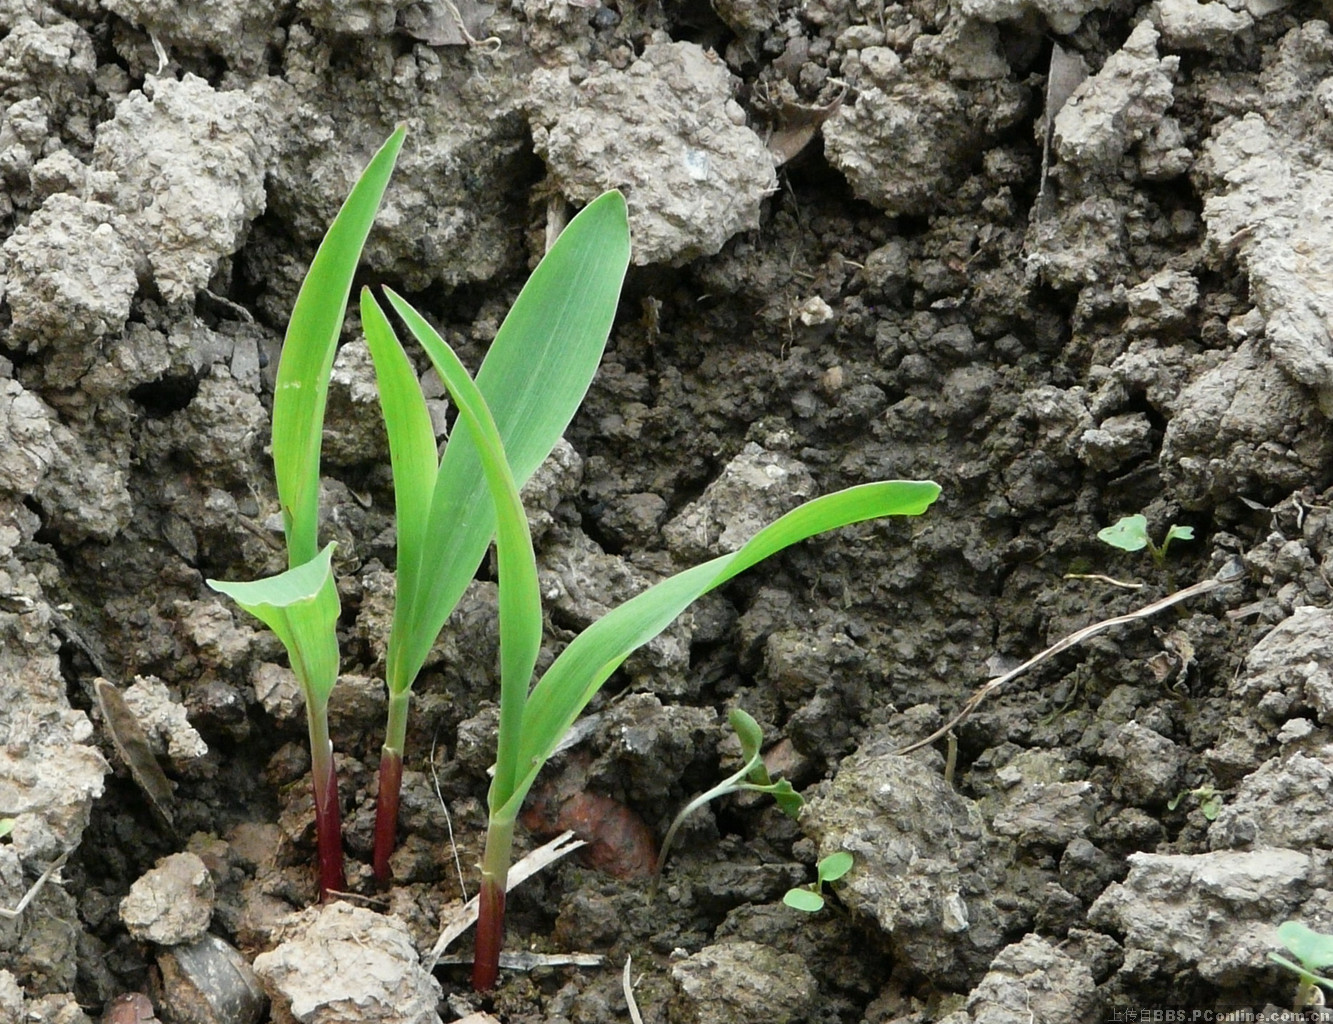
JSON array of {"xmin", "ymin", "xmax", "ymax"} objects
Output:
[
  {"xmin": 503, "ymin": 481, "xmax": 941, "ymax": 816},
  {"xmin": 359, "ymin": 288, "xmax": 439, "ymax": 644},
  {"xmin": 385, "ymin": 191, "xmax": 631, "ymax": 693},
  {"xmin": 378, "ymin": 289, "xmax": 542, "ymax": 807},
  {"xmin": 207, "ymin": 544, "xmax": 342, "ymax": 703},
  {"xmin": 273, "ymin": 126, "xmax": 406, "ymax": 566}
]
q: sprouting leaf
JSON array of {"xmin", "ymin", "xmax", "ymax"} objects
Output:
[
  {"xmin": 273, "ymin": 127, "xmax": 406, "ymax": 567},
  {"xmin": 1165, "ymin": 525, "xmax": 1194, "ymax": 544},
  {"xmin": 768, "ymin": 779, "xmax": 804, "ymax": 819},
  {"xmin": 1200, "ymin": 793, "xmax": 1222, "ymax": 820},
  {"xmin": 1097, "ymin": 514, "xmax": 1150, "ymax": 553},
  {"xmin": 505, "ymin": 480, "xmax": 941, "ymax": 819},
  {"xmin": 0, "ymin": 819, "xmax": 14, "ymax": 840},
  {"xmin": 783, "ymin": 888, "xmax": 826, "ymax": 912},
  {"xmin": 206, "ymin": 544, "xmax": 341, "ymax": 704},
  {"xmin": 1278, "ymin": 922, "xmax": 1333, "ymax": 972},
  {"xmin": 817, "ymin": 851, "xmax": 854, "ymax": 883},
  {"xmin": 729, "ymin": 708, "xmax": 765, "ymax": 764},
  {"xmin": 367, "ymin": 289, "xmax": 542, "ymax": 810},
  {"xmin": 381, "ymin": 191, "xmax": 631, "ymax": 697}
]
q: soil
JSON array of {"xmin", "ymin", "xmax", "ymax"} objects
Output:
[{"xmin": 1, "ymin": 0, "xmax": 1331, "ymax": 1022}]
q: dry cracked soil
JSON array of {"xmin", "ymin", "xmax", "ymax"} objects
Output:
[{"xmin": 2, "ymin": 0, "xmax": 1333, "ymax": 1022}]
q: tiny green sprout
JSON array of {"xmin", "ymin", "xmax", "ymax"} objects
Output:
[
  {"xmin": 1270, "ymin": 921, "xmax": 1333, "ymax": 1009},
  {"xmin": 0, "ymin": 819, "xmax": 13, "ymax": 841},
  {"xmin": 654, "ymin": 708, "xmax": 804, "ymax": 889},
  {"xmin": 1167, "ymin": 784, "xmax": 1223, "ymax": 821},
  {"xmin": 784, "ymin": 851, "xmax": 854, "ymax": 912},
  {"xmin": 1097, "ymin": 513, "xmax": 1193, "ymax": 568}
]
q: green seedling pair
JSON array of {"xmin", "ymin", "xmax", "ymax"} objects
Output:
[
  {"xmin": 209, "ymin": 127, "xmax": 941, "ymax": 991},
  {"xmin": 784, "ymin": 852, "xmax": 854, "ymax": 912},
  {"xmin": 1097, "ymin": 513, "xmax": 1193, "ymax": 567}
]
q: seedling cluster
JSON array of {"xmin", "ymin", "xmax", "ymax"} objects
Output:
[
  {"xmin": 1097, "ymin": 513, "xmax": 1193, "ymax": 567},
  {"xmin": 208, "ymin": 127, "xmax": 941, "ymax": 991}
]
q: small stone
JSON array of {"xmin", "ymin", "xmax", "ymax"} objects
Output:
[
  {"xmin": 253, "ymin": 902, "xmax": 441, "ymax": 1024},
  {"xmin": 155, "ymin": 933, "xmax": 264, "ymax": 1024},
  {"xmin": 120, "ymin": 852, "xmax": 215, "ymax": 946}
]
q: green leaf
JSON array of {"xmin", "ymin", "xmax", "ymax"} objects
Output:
[
  {"xmin": 729, "ymin": 708, "xmax": 765, "ymax": 765},
  {"xmin": 504, "ymin": 480, "xmax": 941, "ymax": 817},
  {"xmin": 1097, "ymin": 514, "xmax": 1150, "ymax": 553},
  {"xmin": 371, "ymin": 289, "xmax": 542, "ymax": 809},
  {"xmin": 381, "ymin": 190, "xmax": 630, "ymax": 695},
  {"xmin": 359, "ymin": 287, "xmax": 439, "ymax": 656},
  {"xmin": 0, "ymin": 818, "xmax": 13, "ymax": 840},
  {"xmin": 273, "ymin": 127, "xmax": 406, "ymax": 567},
  {"xmin": 1278, "ymin": 922, "xmax": 1333, "ymax": 972},
  {"xmin": 770, "ymin": 780, "xmax": 804, "ymax": 819},
  {"xmin": 1165, "ymin": 525, "xmax": 1194, "ymax": 544},
  {"xmin": 207, "ymin": 544, "xmax": 341, "ymax": 704},
  {"xmin": 818, "ymin": 851, "xmax": 854, "ymax": 883},
  {"xmin": 783, "ymin": 887, "xmax": 825, "ymax": 912}
]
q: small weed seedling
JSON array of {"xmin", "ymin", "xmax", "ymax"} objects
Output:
[
  {"xmin": 784, "ymin": 851, "xmax": 854, "ymax": 912},
  {"xmin": 1167, "ymin": 784, "xmax": 1223, "ymax": 821},
  {"xmin": 362, "ymin": 282, "xmax": 940, "ymax": 988},
  {"xmin": 0, "ymin": 819, "xmax": 12, "ymax": 840},
  {"xmin": 1097, "ymin": 514, "xmax": 1193, "ymax": 568},
  {"xmin": 207, "ymin": 127, "xmax": 406, "ymax": 900},
  {"xmin": 1270, "ymin": 921, "xmax": 1333, "ymax": 1009},
  {"xmin": 654, "ymin": 708, "xmax": 803, "ymax": 889}
]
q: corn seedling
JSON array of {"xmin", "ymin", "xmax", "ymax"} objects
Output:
[
  {"xmin": 363, "ymin": 190, "xmax": 631, "ymax": 882},
  {"xmin": 361, "ymin": 282, "xmax": 940, "ymax": 989},
  {"xmin": 784, "ymin": 851, "xmax": 854, "ymax": 912},
  {"xmin": 207, "ymin": 127, "xmax": 407, "ymax": 899},
  {"xmin": 654, "ymin": 708, "xmax": 802, "ymax": 891},
  {"xmin": 1097, "ymin": 513, "xmax": 1193, "ymax": 567},
  {"xmin": 1270, "ymin": 921, "xmax": 1333, "ymax": 1009}
]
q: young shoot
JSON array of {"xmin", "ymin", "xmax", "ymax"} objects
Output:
[
  {"xmin": 654, "ymin": 708, "xmax": 802, "ymax": 891},
  {"xmin": 361, "ymin": 285, "xmax": 940, "ymax": 990},
  {"xmin": 1097, "ymin": 513, "xmax": 1193, "ymax": 568},
  {"xmin": 364, "ymin": 189, "xmax": 631, "ymax": 883},
  {"xmin": 207, "ymin": 126, "xmax": 406, "ymax": 900},
  {"xmin": 1270, "ymin": 921, "xmax": 1333, "ymax": 1010},
  {"xmin": 1167, "ymin": 784, "xmax": 1223, "ymax": 821},
  {"xmin": 783, "ymin": 851, "xmax": 854, "ymax": 913}
]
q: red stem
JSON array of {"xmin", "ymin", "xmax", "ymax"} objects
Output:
[
  {"xmin": 313, "ymin": 757, "xmax": 346, "ymax": 900},
  {"xmin": 372, "ymin": 747, "xmax": 403, "ymax": 884},
  {"xmin": 472, "ymin": 877, "xmax": 505, "ymax": 991}
]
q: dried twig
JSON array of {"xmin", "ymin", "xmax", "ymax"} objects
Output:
[
  {"xmin": 1062, "ymin": 573, "xmax": 1144, "ymax": 590},
  {"xmin": 422, "ymin": 830, "xmax": 585, "ymax": 970},
  {"xmin": 624, "ymin": 955, "xmax": 645, "ymax": 1024},
  {"xmin": 0, "ymin": 852, "xmax": 68, "ymax": 921},
  {"xmin": 431, "ymin": 951, "xmax": 604, "ymax": 970},
  {"xmin": 895, "ymin": 571, "xmax": 1236, "ymax": 756}
]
